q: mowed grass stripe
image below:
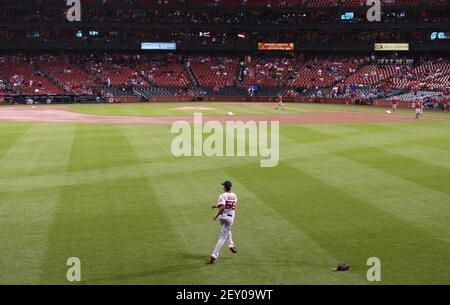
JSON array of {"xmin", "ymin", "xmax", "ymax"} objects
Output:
[
  {"xmin": 0, "ymin": 121, "xmax": 439, "ymax": 192},
  {"xmin": 238, "ymin": 162, "xmax": 450, "ymax": 284},
  {"xmin": 280, "ymin": 122, "xmax": 450, "ymax": 161},
  {"xmin": 66, "ymin": 124, "xmax": 141, "ymax": 172},
  {"xmin": 416, "ymin": 135, "xmax": 450, "ymax": 151},
  {"xmin": 0, "ymin": 124, "xmax": 75, "ymax": 284},
  {"xmin": 41, "ymin": 178, "xmax": 185, "ymax": 284},
  {"xmin": 120, "ymin": 126, "xmax": 221, "ymax": 284},
  {"xmin": 0, "ymin": 190, "xmax": 61, "ymax": 284},
  {"xmin": 0, "ymin": 124, "xmax": 75, "ymax": 178},
  {"xmin": 0, "ymin": 123, "xmax": 31, "ymax": 159},
  {"xmin": 384, "ymin": 144, "xmax": 450, "ymax": 171},
  {"xmin": 121, "ymin": 124, "xmax": 174, "ymax": 163},
  {"xmin": 40, "ymin": 124, "xmax": 186, "ymax": 284},
  {"xmin": 281, "ymin": 123, "xmax": 450, "ymax": 196},
  {"xmin": 0, "ymin": 122, "xmax": 264, "ymax": 193},
  {"xmin": 0, "ymin": 122, "xmax": 446, "ymax": 194},
  {"xmin": 337, "ymin": 146, "xmax": 450, "ymax": 196},
  {"xmin": 0, "ymin": 157, "xmax": 256, "ymax": 193},
  {"xmin": 288, "ymin": 154, "xmax": 450, "ymax": 242},
  {"xmin": 283, "ymin": 122, "xmax": 400, "ymax": 144},
  {"xmin": 279, "ymin": 123, "xmax": 450, "ymax": 196}
]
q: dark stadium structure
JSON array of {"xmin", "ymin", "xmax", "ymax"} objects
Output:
[{"xmin": 0, "ymin": 0, "xmax": 449, "ymax": 106}]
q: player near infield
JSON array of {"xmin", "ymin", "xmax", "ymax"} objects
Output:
[
  {"xmin": 275, "ymin": 94, "xmax": 284, "ymax": 110},
  {"xmin": 415, "ymin": 100, "xmax": 422, "ymax": 119},
  {"xmin": 209, "ymin": 180, "xmax": 238, "ymax": 264}
]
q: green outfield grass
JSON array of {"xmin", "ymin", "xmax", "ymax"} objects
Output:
[
  {"xmin": 0, "ymin": 103, "xmax": 449, "ymax": 284},
  {"xmin": 62, "ymin": 102, "xmax": 325, "ymax": 116}
]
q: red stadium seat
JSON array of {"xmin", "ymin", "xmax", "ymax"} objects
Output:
[
  {"xmin": 0, "ymin": 55, "xmax": 65, "ymax": 95},
  {"xmin": 190, "ymin": 56, "xmax": 238, "ymax": 88}
]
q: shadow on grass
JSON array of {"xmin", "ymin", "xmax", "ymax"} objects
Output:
[{"xmin": 85, "ymin": 252, "xmax": 229, "ymax": 283}]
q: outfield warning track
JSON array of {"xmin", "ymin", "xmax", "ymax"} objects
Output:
[{"xmin": 0, "ymin": 107, "xmax": 419, "ymax": 124}]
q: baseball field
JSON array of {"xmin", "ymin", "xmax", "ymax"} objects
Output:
[{"xmin": 0, "ymin": 103, "xmax": 449, "ymax": 284}]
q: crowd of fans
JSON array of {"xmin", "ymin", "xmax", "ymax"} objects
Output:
[{"xmin": 0, "ymin": 53, "xmax": 448, "ymax": 103}]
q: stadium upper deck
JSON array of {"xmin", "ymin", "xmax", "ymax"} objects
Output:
[{"xmin": 1, "ymin": 0, "xmax": 448, "ymax": 8}]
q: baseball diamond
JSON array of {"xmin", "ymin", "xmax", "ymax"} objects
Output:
[{"xmin": 0, "ymin": 102, "xmax": 448, "ymax": 284}]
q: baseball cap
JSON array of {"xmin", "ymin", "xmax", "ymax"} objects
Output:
[{"xmin": 221, "ymin": 180, "xmax": 232, "ymax": 189}]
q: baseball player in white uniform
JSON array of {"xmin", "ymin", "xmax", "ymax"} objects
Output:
[{"xmin": 208, "ymin": 180, "xmax": 238, "ymax": 264}]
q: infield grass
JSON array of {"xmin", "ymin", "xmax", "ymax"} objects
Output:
[
  {"xmin": 58, "ymin": 102, "xmax": 447, "ymax": 118},
  {"xmin": 0, "ymin": 103, "xmax": 449, "ymax": 284}
]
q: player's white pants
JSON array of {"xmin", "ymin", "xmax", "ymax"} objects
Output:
[{"xmin": 212, "ymin": 215, "xmax": 234, "ymax": 259}]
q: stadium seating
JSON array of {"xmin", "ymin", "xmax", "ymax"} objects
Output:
[
  {"xmin": 36, "ymin": 55, "xmax": 99, "ymax": 95},
  {"xmin": 391, "ymin": 59, "xmax": 450, "ymax": 90},
  {"xmin": 85, "ymin": 60, "xmax": 144, "ymax": 87},
  {"xmin": 1, "ymin": 54, "xmax": 448, "ymax": 100},
  {"xmin": 190, "ymin": 56, "xmax": 238, "ymax": 88},
  {"xmin": 243, "ymin": 56, "xmax": 297, "ymax": 87},
  {"xmin": 390, "ymin": 90, "xmax": 443, "ymax": 101},
  {"xmin": 138, "ymin": 60, "xmax": 190, "ymax": 88},
  {"xmin": 0, "ymin": 55, "xmax": 64, "ymax": 95},
  {"xmin": 343, "ymin": 64, "xmax": 397, "ymax": 86},
  {"xmin": 287, "ymin": 58, "xmax": 359, "ymax": 88},
  {"xmin": 135, "ymin": 86, "xmax": 196, "ymax": 99}
]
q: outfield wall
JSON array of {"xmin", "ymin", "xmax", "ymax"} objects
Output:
[
  {"xmin": 372, "ymin": 99, "xmax": 415, "ymax": 109},
  {"xmin": 107, "ymin": 96, "xmax": 142, "ymax": 103}
]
